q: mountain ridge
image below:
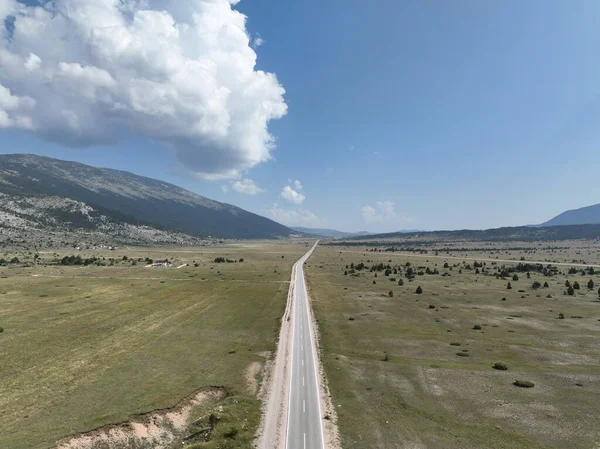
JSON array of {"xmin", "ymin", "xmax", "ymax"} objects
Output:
[
  {"xmin": 0, "ymin": 154, "xmax": 295, "ymax": 240},
  {"xmin": 540, "ymin": 203, "xmax": 600, "ymax": 227}
]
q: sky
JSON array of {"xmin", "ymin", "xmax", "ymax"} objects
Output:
[{"xmin": 1, "ymin": 0, "xmax": 600, "ymax": 233}]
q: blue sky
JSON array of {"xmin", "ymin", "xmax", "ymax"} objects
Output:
[{"xmin": 2, "ymin": 0, "xmax": 600, "ymax": 232}]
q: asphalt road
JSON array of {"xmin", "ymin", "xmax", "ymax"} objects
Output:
[{"xmin": 286, "ymin": 242, "xmax": 325, "ymax": 449}]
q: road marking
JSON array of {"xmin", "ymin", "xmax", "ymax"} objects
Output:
[
  {"xmin": 301, "ymin": 359, "xmax": 304, "ymax": 366},
  {"xmin": 304, "ymin": 432, "xmax": 306, "ymax": 449},
  {"xmin": 303, "ymin": 399, "xmax": 305, "ymax": 413},
  {"xmin": 303, "ymin": 375, "xmax": 305, "ymax": 386}
]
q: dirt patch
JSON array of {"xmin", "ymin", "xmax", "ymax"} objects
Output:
[
  {"xmin": 245, "ymin": 360, "xmax": 262, "ymax": 396},
  {"xmin": 54, "ymin": 388, "xmax": 226, "ymax": 449}
]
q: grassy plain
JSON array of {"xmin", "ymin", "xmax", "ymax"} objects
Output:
[
  {"xmin": 306, "ymin": 240, "xmax": 600, "ymax": 449},
  {"xmin": 0, "ymin": 241, "xmax": 310, "ymax": 449}
]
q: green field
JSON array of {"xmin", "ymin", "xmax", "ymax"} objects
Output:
[
  {"xmin": 0, "ymin": 242, "xmax": 308, "ymax": 449},
  {"xmin": 306, "ymin": 242, "xmax": 600, "ymax": 449}
]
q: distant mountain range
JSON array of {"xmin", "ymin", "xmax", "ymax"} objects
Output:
[
  {"xmin": 345, "ymin": 224, "xmax": 600, "ymax": 242},
  {"xmin": 540, "ymin": 203, "xmax": 600, "ymax": 227},
  {"xmin": 291, "ymin": 227, "xmax": 372, "ymax": 238},
  {"xmin": 0, "ymin": 154, "xmax": 296, "ymax": 241}
]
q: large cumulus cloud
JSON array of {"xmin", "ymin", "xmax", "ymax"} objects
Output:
[{"xmin": 0, "ymin": 0, "xmax": 287, "ymax": 179}]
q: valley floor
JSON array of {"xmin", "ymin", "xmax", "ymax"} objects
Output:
[
  {"xmin": 0, "ymin": 241, "xmax": 309, "ymax": 449},
  {"xmin": 306, "ymin": 241, "xmax": 600, "ymax": 449}
]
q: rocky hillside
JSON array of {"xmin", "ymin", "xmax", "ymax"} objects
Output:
[
  {"xmin": 0, "ymin": 154, "xmax": 295, "ymax": 240},
  {"xmin": 0, "ymin": 193, "xmax": 203, "ymax": 246}
]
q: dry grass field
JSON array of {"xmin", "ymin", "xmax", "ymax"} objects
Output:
[
  {"xmin": 306, "ymin": 240, "xmax": 600, "ymax": 449},
  {"xmin": 0, "ymin": 241, "xmax": 310, "ymax": 449}
]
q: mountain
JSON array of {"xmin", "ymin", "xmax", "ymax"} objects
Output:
[
  {"xmin": 541, "ymin": 203, "xmax": 600, "ymax": 227},
  {"xmin": 344, "ymin": 224, "xmax": 600, "ymax": 243},
  {"xmin": 0, "ymin": 154, "xmax": 294, "ymax": 240},
  {"xmin": 291, "ymin": 227, "xmax": 371, "ymax": 238}
]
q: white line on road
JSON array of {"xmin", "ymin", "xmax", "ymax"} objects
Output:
[{"xmin": 303, "ymin": 399, "xmax": 305, "ymax": 413}]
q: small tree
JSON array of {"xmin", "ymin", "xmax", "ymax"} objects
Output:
[
  {"xmin": 543, "ymin": 281, "xmax": 549, "ymax": 288},
  {"xmin": 573, "ymin": 281, "xmax": 580, "ymax": 290},
  {"xmin": 507, "ymin": 282, "xmax": 512, "ymax": 290},
  {"xmin": 527, "ymin": 272, "xmax": 531, "ymax": 279},
  {"xmin": 532, "ymin": 281, "xmax": 541, "ymax": 289},
  {"xmin": 512, "ymin": 274, "xmax": 519, "ymax": 281},
  {"xmin": 567, "ymin": 286, "xmax": 575, "ymax": 296},
  {"xmin": 344, "ymin": 271, "xmax": 348, "ymax": 276},
  {"xmin": 416, "ymin": 286, "xmax": 423, "ymax": 294},
  {"xmin": 588, "ymin": 279, "xmax": 594, "ymax": 290},
  {"xmin": 398, "ymin": 279, "xmax": 404, "ymax": 286},
  {"xmin": 565, "ymin": 280, "xmax": 571, "ymax": 288},
  {"xmin": 388, "ymin": 291, "xmax": 393, "ymax": 298}
]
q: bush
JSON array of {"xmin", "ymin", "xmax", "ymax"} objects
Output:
[
  {"xmin": 588, "ymin": 279, "xmax": 594, "ymax": 289},
  {"xmin": 573, "ymin": 281, "xmax": 580, "ymax": 290},
  {"xmin": 344, "ymin": 271, "xmax": 348, "ymax": 276},
  {"xmin": 512, "ymin": 274, "xmax": 519, "ymax": 281},
  {"xmin": 565, "ymin": 280, "xmax": 571, "ymax": 288},
  {"xmin": 473, "ymin": 324, "xmax": 482, "ymax": 330},
  {"xmin": 532, "ymin": 281, "xmax": 541, "ymax": 289},
  {"xmin": 543, "ymin": 281, "xmax": 549, "ymax": 288},
  {"xmin": 388, "ymin": 291, "xmax": 393, "ymax": 297},
  {"xmin": 373, "ymin": 280, "xmax": 376, "ymax": 284},
  {"xmin": 223, "ymin": 426, "xmax": 238, "ymax": 439},
  {"xmin": 567, "ymin": 286, "xmax": 575, "ymax": 296},
  {"xmin": 416, "ymin": 286, "xmax": 423, "ymax": 294},
  {"xmin": 513, "ymin": 380, "xmax": 535, "ymax": 388},
  {"xmin": 0, "ymin": 327, "xmax": 3, "ymax": 333},
  {"xmin": 10, "ymin": 257, "xmax": 20, "ymax": 264},
  {"xmin": 558, "ymin": 312, "xmax": 565, "ymax": 319},
  {"xmin": 398, "ymin": 279, "xmax": 404, "ymax": 286},
  {"xmin": 382, "ymin": 353, "xmax": 389, "ymax": 362},
  {"xmin": 507, "ymin": 282, "xmax": 512, "ymax": 290},
  {"xmin": 493, "ymin": 362, "xmax": 508, "ymax": 370}
]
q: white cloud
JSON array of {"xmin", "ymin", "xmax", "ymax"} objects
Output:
[
  {"xmin": 266, "ymin": 203, "xmax": 321, "ymax": 227},
  {"xmin": 231, "ymin": 178, "xmax": 264, "ymax": 195},
  {"xmin": 0, "ymin": 0, "xmax": 287, "ymax": 179},
  {"xmin": 361, "ymin": 200, "xmax": 405, "ymax": 224},
  {"xmin": 252, "ymin": 33, "xmax": 265, "ymax": 48},
  {"xmin": 293, "ymin": 179, "xmax": 303, "ymax": 191},
  {"xmin": 221, "ymin": 184, "xmax": 229, "ymax": 193},
  {"xmin": 281, "ymin": 185, "xmax": 305, "ymax": 204}
]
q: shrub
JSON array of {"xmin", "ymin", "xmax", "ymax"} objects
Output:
[
  {"xmin": 565, "ymin": 280, "xmax": 571, "ymax": 288},
  {"xmin": 456, "ymin": 352, "xmax": 470, "ymax": 357},
  {"xmin": 573, "ymin": 281, "xmax": 580, "ymax": 290},
  {"xmin": 567, "ymin": 286, "xmax": 575, "ymax": 296},
  {"xmin": 223, "ymin": 426, "xmax": 238, "ymax": 439},
  {"xmin": 558, "ymin": 312, "xmax": 565, "ymax": 319},
  {"xmin": 513, "ymin": 380, "xmax": 535, "ymax": 388},
  {"xmin": 382, "ymin": 353, "xmax": 389, "ymax": 362},
  {"xmin": 388, "ymin": 291, "xmax": 393, "ymax": 298},
  {"xmin": 543, "ymin": 281, "xmax": 549, "ymax": 288},
  {"xmin": 0, "ymin": 327, "xmax": 3, "ymax": 333},
  {"xmin": 416, "ymin": 286, "xmax": 423, "ymax": 294},
  {"xmin": 344, "ymin": 271, "xmax": 348, "ymax": 276},
  {"xmin": 239, "ymin": 258, "xmax": 244, "ymax": 263},
  {"xmin": 588, "ymin": 279, "xmax": 594, "ymax": 290},
  {"xmin": 373, "ymin": 280, "xmax": 376, "ymax": 284},
  {"xmin": 473, "ymin": 324, "xmax": 482, "ymax": 330},
  {"xmin": 507, "ymin": 282, "xmax": 512, "ymax": 290},
  {"xmin": 493, "ymin": 362, "xmax": 508, "ymax": 370},
  {"xmin": 512, "ymin": 274, "xmax": 519, "ymax": 281},
  {"xmin": 398, "ymin": 279, "xmax": 404, "ymax": 286},
  {"xmin": 532, "ymin": 281, "xmax": 541, "ymax": 289},
  {"xmin": 10, "ymin": 257, "xmax": 20, "ymax": 264}
]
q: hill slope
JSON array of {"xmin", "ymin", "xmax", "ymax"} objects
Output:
[
  {"xmin": 541, "ymin": 203, "xmax": 600, "ymax": 227},
  {"xmin": 0, "ymin": 154, "xmax": 294, "ymax": 239}
]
